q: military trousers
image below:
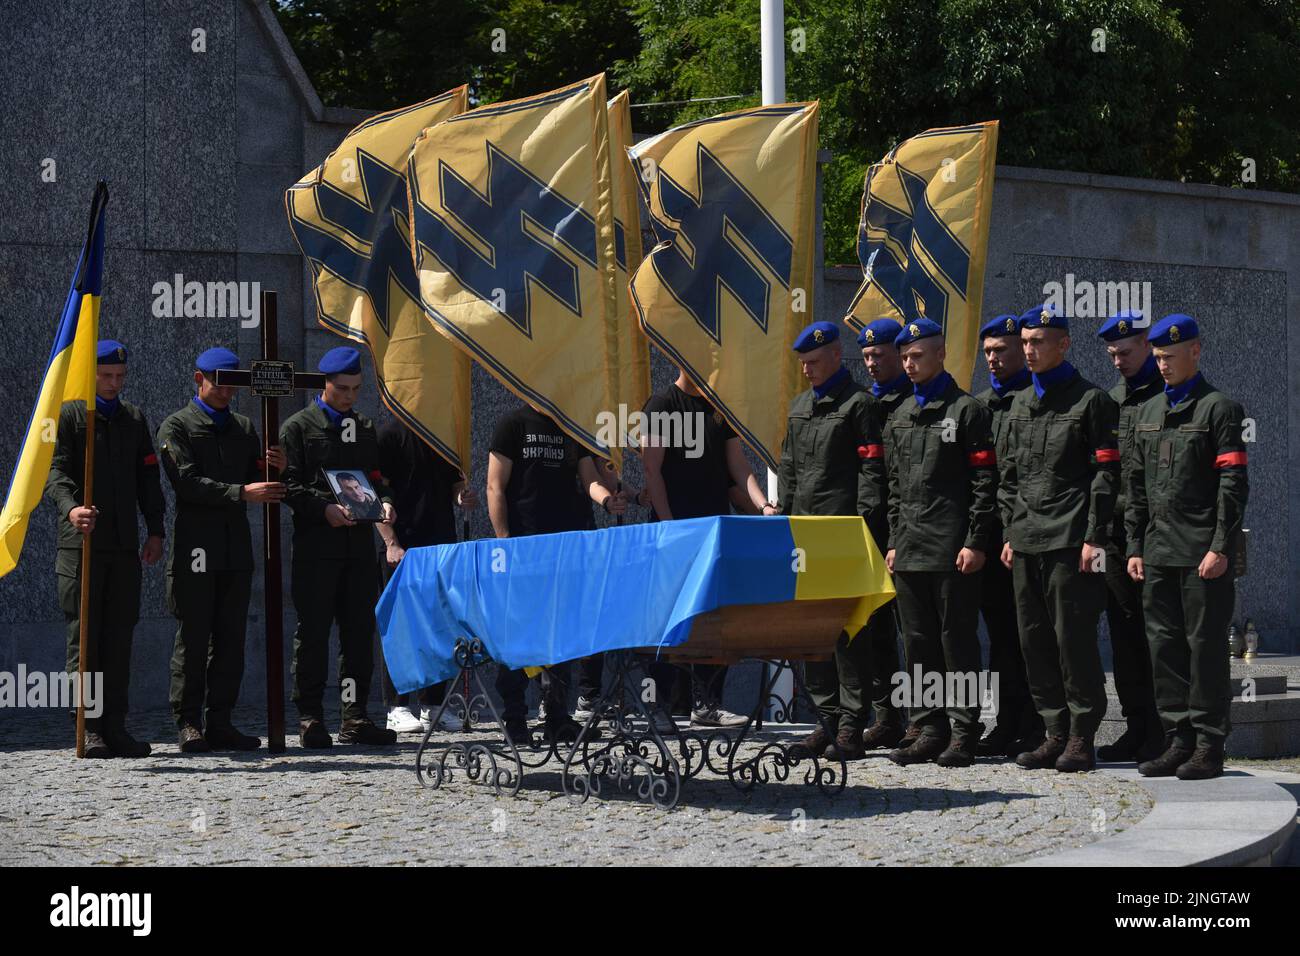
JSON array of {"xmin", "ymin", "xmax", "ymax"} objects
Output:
[
  {"xmin": 1012, "ymin": 548, "xmax": 1108, "ymax": 738},
  {"xmin": 1104, "ymin": 547, "xmax": 1160, "ymax": 731},
  {"xmin": 290, "ymin": 555, "xmax": 380, "ymax": 722},
  {"xmin": 894, "ymin": 569, "xmax": 984, "ymax": 744},
  {"xmin": 57, "ymin": 548, "xmax": 140, "ymax": 731},
  {"xmin": 166, "ymin": 568, "xmax": 252, "ymax": 729},
  {"xmin": 1142, "ymin": 564, "xmax": 1234, "ymax": 746},
  {"xmin": 806, "ymin": 599, "xmax": 897, "ymax": 732},
  {"xmin": 979, "ymin": 555, "xmax": 1040, "ymax": 736}
]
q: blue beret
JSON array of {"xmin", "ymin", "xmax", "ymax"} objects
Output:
[
  {"xmin": 893, "ymin": 317, "xmax": 943, "ymax": 348},
  {"xmin": 1020, "ymin": 303, "xmax": 1068, "ymax": 332},
  {"xmin": 97, "ymin": 340, "xmax": 127, "ymax": 365},
  {"xmin": 979, "ymin": 314, "xmax": 1021, "ymax": 340},
  {"xmin": 196, "ymin": 347, "xmax": 239, "ymax": 374},
  {"xmin": 856, "ymin": 319, "xmax": 902, "ymax": 348},
  {"xmin": 1098, "ymin": 311, "xmax": 1147, "ymax": 342},
  {"xmin": 318, "ymin": 346, "xmax": 362, "ymax": 375},
  {"xmin": 792, "ymin": 321, "xmax": 840, "ymax": 353},
  {"xmin": 1149, "ymin": 313, "xmax": 1199, "ymax": 347}
]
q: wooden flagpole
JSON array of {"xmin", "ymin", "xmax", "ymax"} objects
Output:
[{"xmin": 75, "ymin": 395, "xmax": 95, "ymax": 757}]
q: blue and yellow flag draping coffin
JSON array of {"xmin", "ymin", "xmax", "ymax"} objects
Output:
[
  {"xmin": 607, "ymin": 90, "xmax": 650, "ymax": 423},
  {"xmin": 627, "ymin": 103, "xmax": 820, "ymax": 471},
  {"xmin": 0, "ymin": 182, "xmax": 106, "ymax": 578},
  {"xmin": 406, "ymin": 75, "xmax": 623, "ymax": 468},
  {"xmin": 285, "ymin": 88, "xmax": 472, "ymax": 473},
  {"xmin": 845, "ymin": 121, "xmax": 999, "ymax": 390},
  {"xmin": 377, "ymin": 515, "xmax": 894, "ymax": 692}
]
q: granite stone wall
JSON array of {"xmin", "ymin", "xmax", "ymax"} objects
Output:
[{"xmin": 1, "ymin": 2, "xmax": 1295, "ymax": 732}]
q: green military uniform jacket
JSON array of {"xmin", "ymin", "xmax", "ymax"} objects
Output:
[
  {"xmin": 999, "ymin": 367, "xmax": 1120, "ymax": 554},
  {"xmin": 885, "ymin": 375, "xmax": 998, "ymax": 571},
  {"xmin": 776, "ymin": 371, "xmax": 885, "ymax": 524},
  {"xmin": 1108, "ymin": 371, "xmax": 1165, "ymax": 551},
  {"xmin": 279, "ymin": 401, "xmax": 394, "ymax": 562},
  {"xmin": 157, "ymin": 400, "xmax": 263, "ymax": 574},
  {"xmin": 1125, "ymin": 376, "xmax": 1248, "ymax": 566},
  {"xmin": 45, "ymin": 400, "xmax": 165, "ymax": 559},
  {"xmin": 976, "ymin": 376, "xmax": 1032, "ymax": 547},
  {"xmin": 870, "ymin": 382, "xmax": 911, "ymax": 550}
]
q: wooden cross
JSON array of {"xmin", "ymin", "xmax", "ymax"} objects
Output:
[{"xmin": 215, "ymin": 289, "xmax": 325, "ymax": 753}]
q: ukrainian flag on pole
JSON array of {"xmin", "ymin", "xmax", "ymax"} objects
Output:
[
  {"xmin": 627, "ymin": 102, "xmax": 820, "ymax": 471},
  {"xmin": 286, "ymin": 88, "xmax": 472, "ymax": 473},
  {"xmin": 845, "ymin": 122, "xmax": 999, "ymax": 389},
  {"xmin": 0, "ymin": 181, "xmax": 106, "ymax": 577},
  {"xmin": 406, "ymin": 75, "xmax": 622, "ymax": 468}
]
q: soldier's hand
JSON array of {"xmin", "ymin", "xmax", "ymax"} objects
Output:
[
  {"xmin": 68, "ymin": 505, "xmax": 98, "ymax": 534},
  {"xmin": 381, "ymin": 502, "xmax": 397, "ymax": 525},
  {"xmin": 456, "ymin": 487, "xmax": 480, "ymax": 511},
  {"xmin": 1001, "ymin": 542, "xmax": 1014, "ymax": 569},
  {"xmin": 264, "ymin": 445, "xmax": 287, "ymax": 471},
  {"xmin": 385, "ymin": 541, "xmax": 406, "ymax": 568},
  {"xmin": 1079, "ymin": 542, "xmax": 1104, "ymax": 573},
  {"xmin": 241, "ymin": 482, "xmax": 286, "ymax": 503},
  {"xmin": 885, "ymin": 549, "xmax": 896, "ymax": 573},
  {"xmin": 602, "ymin": 491, "xmax": 628, "ymax": 516},
  {"xmin": 1127, "ymin": 556, "xmax": 1145, "ymax": 583},
  {"xmin": 1198, "ymin": 550, "xmax": 1228, "ymax": 580},
  {"xmin": 955, "ymin": 547, "xmax": 985, "ymax": 574},
  {"xmin": 325, "ymin": 503, "xmax": 356, "ymax": 527},
  {"xmin": 141, "ymin": 535, "xmax": 163, "ymax": 566},
  {"xmin": 761, "ymin": 503, "xmax": 779, "ymax": 516}
]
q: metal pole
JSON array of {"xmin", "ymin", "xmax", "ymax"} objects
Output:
[{"xmin": 261, "ymin": 290, "xmax": 286, "ymax": 753}]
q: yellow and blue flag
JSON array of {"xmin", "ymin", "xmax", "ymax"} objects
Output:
[
  {"xmin": 845, "ymin": 121, "xmax": 999, "ymax": 389},
  {"xmin": 0, "ymin": 181, "xmax": 106, "ymax": 578},
  {"xmin": 285, "ymin": 87, "xmax": 472, "ymax": 473},
  {"xmin": 627, "ymin": 102, "xmax": 820, "ymax": 471},
  {"xmin": 607, "ymin": 90, "xmax": 650, "ymax": 422},
  {"xmin": 406, "ymin": 75, "xmax": 622, "ymax": 468}
]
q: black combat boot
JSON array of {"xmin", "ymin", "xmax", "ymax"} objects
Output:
[
  {"xmin": 936, "ymin": 736, "xmax": 978, "ymax": 768},
  {"xmin": 788, "ymin": 724, "xmax": 831, "ymax": 760},
  {"xmin": 824, "ymin": 725, "xmax": 866, "ymax": 761},
  {"xmin": 1138, "ymin": 738, "xmax": 1194, "ymax": 777},
  {"xmin": 1054, "ymin": 735, "xmax": 1096, "ymax": 773},
  {"xmin": 889, "ymin": 731, "xmax": 949, "ymax": 766},
  {"xmin": 861, "ymin": 720, "xmax": 904, "ymax": 750},
  {"xmin": 976, "ymin": 723, "xmax": 1019, "ymax": 758},
  {"xmin": 103, "ymin": 720, "xmax": 152, "ymax": 758},
  {"xmin": 82, "ymin": 720, "xmax": 112, "ymax": 759},
  {"xmin": 1175, "ymin": 739, "xmax": 1225, "ymax": 780},
  {"xmin": 205, "ymin": 724, "xmax": 261, "ymax": 751},
  {"xmin": 1096, "ymin": 724, "xmax": 1144, "ymax": 762},
  {"xmin": 338, "ymin": 717, "xmax": 398, "ymax": 745},
  {"xmin": 299, "ymin": 718, "xmax": 333, "ymax": 749},
  {"xmin": 1015, "ymin": 734, "xmax": 1066, "ymax": 769},
  {"xmin": 178, "ymin": 723, "xmax": 211, "ymax": 753}
]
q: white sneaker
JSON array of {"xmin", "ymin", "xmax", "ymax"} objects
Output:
[
  {"xmin": 573, "ymin": 696, "xmax": 598, "ymax": 723},
  {"xmin": 420, "ymin": 707, "xmax": 464, "ymax": 733},
  {"xmin": 691, "ymin": 705, "xmax": 749, "ymax": 729},
  {"xmin": 387, "ymin": 706, "xmax": 423, "ymax": 733}
]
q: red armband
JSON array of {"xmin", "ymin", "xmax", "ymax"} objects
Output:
[
  {"xmin": 1094, "ymin": 448, "xmax": 1120, "ymax": 463},
  {"xmin": 857, "ymin": 444, "xmax": 884, "ymax": 460},
  {"xmin": 369, "ymin": 469, "xmax": 384, "ymax": 482},
  {"xmin": 142, "ymin": 453, "xmax": 158, "ymax": 466},
  {"xmin": 1214, "ymin": 451, "xmax": 1247, "ymax": 468},
  {"xmin": 255, "ymin": 458, "xmax": 267, "ymax": 470},
  {"xmin": 967, "ymin": 449, "xmax": 996, "ymax": 467}
]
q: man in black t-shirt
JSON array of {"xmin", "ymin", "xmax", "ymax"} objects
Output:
[
  {"xmin": 374, "ymin": 420, "xmax": 478, "ymax": 735},
  {"xmin": 642, "ymin": 369, "xmax": 771, "ymax": 730},
  {"xmin": 487, "ymin": 404, "xmax": 627, "ymax": 743}
]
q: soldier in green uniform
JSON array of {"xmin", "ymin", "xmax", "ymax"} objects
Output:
[
  {"xmin": 1095, "ymin": 312, "xmax": 1165, "ymax": 763},
  {"xmin": 157, "ymin": 348, "xmax": 284, "ymax": 753},
  {"xmin": 280, "ymin": 347, "xmax": 397, "ymax": 748},
  {"xmin": 883, "ymin": 318, "xmax": 998, "ymax": 767},
  {"xmin": 851, "ymin": 318, "xmax": 913, "ymax": 751},
  {"xmin": 999, "ymin": 304, "xmax": 1119, "ymax": 773},
  {"xmin": 45, "ymin": 340, "xmax": 164, "ymax": 758},
  {"xmin": 774, "ymin": 321, "xmax": 886, "ymax": 761},
  {"xmin": 974, "ymin": 313, "xmax": 1044, "ymax": 758},
  {"xmin": 1127, "ymin": 314, "xmax": 1248, "ymax": 780}
]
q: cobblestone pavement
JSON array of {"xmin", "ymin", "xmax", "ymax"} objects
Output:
[{"xmin": 0, "ymin": 706, "xmax": 1153, "ymax": 866}]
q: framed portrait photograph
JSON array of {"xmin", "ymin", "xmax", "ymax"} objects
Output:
[{"xmin": 323, "ymin": 468, "xmax": 385, "ymax": 522}]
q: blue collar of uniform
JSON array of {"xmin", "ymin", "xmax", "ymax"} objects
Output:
[
  {"xmin": 94, "ymin": 395, "xmax": 120, "ymax": 419},
  {"xmin": 813, "ymin": 365, "xmax": 850, "ymax": 400},
  {"xmin": 193, "ymin": 394, "xmax": 231, "ymax": 428},
  {"xmin": 1032, "ymin": 360, "xmax": 1075, "ymax": 399},
  {"xmin": 1165, "ymin": 372, "xmax": 1202, "ymax": 409},
  {"xmin": 314, "ymin": 395, "xmax": 351, "ymax": 428},
  {"xmin": 914, "ymin": 370, "xmax": 953, "ymax": 408},
  {"xmin": 871, "ymin": 371, "xmax": 910, "ymax": 399},
  {"xmin": 989, "ymin": 366, "xmax": 1031, "ymax": 399},
  {"xmin": 1126, "ymin": 354, "xmax": 1159, "ymax": 392}
]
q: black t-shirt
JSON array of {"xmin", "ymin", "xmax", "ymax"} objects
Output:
[
  {"xmin": 377, "ymin": 421, "xmax": 462, "ymax": 548},
  {"xmin": 490, "ymin": 406, "xmax": 590, "ymax": 536},
  {"xmin": 643, "ymin": 383, "xmax": 737, "ymax": 520}
]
